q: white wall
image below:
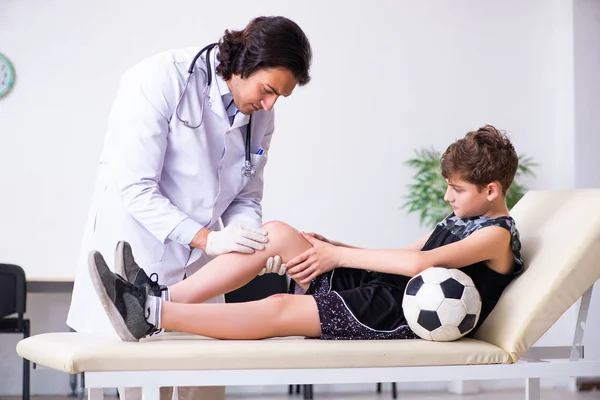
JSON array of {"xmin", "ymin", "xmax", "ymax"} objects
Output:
[
  {"xmin": 0, "ymin": 0, "xmax": 597, "ymax": 396},
  {"xmin": 574, "ymin": 0, "xmax": 600, "ymax": 365}
]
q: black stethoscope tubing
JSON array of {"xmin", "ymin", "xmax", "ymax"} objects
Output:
[{"xmin": 176, "ymin": 43, "xmax": 255, "ymax": 178}]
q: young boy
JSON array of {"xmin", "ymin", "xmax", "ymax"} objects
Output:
[{"xmin": 89, "ymin": 125, "xmax": 524, "ymax": 342}]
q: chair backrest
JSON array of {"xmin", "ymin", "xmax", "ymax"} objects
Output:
[
  {"xmin": 473, "ymin": 189, "xmax": 600, "ymax": 361},
  {"xmin": 0, "ymin": 264, "xmax": 27, "ymax": 319}
]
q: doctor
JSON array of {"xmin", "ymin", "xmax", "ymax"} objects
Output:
[{"xmin": 67, "ymin": 15, "xmax": 312, "ymax": 400}]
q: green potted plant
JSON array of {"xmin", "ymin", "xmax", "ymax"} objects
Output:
[{"xmin": 402, "ymin": 148, "xmax": 537, "ymax": 228}]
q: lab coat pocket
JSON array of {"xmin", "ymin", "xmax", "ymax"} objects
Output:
[
  {"xmin": 229, "ymin": 153, "xmax": 264, "ymax": 197},
  {"xmin": 239, "ymin": 153, "xmax": 267, "ymax": 187},
  {"xmin": 249, "ymin": 153, "xmax": 268, "ymax": 173}
]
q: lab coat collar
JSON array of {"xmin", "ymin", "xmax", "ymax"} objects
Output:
[
  {"xmin": 208, "ymin": 47, "xmax": 249, "ymax": 128},
  {"xmin": 214, "ymin": 66, "xmax": 230, "ymax": 97}
]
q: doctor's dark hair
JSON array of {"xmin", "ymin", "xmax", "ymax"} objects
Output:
[
  {"xmin": 216, "ymin": 16, "xmax": 312, "ymax": 85},
  {"xmin": 440, "ymin": 125, "xmax": 519, "ymax": 195}
]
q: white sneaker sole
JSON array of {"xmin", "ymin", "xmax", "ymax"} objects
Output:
[
  {"xmin": 114, "ymin": 241, "xmax": 127, "ymax": 281},
  {"xmin": 88, "ymin": 251, "xmax": 138, "ymax": 342}
]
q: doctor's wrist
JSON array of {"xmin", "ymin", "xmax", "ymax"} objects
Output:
[{"xmin": 190, "ymin": 228, "xmax": 211, "ymax": 251}]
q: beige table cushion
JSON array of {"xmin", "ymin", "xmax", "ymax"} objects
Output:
[
  {"xmin": 474, "ymin": 189, "xmax": 600, "ymax": 362},
  {"xmin": 18, "ymin": 190, "xmax": 599, "ymax": 373},
  {"xmin": 17, "ymin": 332, "xmax": 510, "ymax": 374}
]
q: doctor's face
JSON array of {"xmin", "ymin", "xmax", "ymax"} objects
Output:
[{"xmin": 228, "ymin": 67, "xmax": 298, "ymax": 115}]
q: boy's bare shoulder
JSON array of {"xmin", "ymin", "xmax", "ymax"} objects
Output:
[{"xmin": 420, "ymin": 222, "xmax": 514, "ymax": 271}]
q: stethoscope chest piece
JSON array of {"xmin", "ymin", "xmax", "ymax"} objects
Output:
[{"xmin": 242, "ymin": 160, "xmax": 256, "ymax": 179}]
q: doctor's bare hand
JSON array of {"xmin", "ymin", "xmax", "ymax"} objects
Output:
[
  {"xmin": 286, "ymin": 232, "xmax": 340, "ymax": 284},
  {"xmin": 204, "ymin": 223, "xmax": 268, "ymax": 256}
]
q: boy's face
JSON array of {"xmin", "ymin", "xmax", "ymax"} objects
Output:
[{"xmin": 443, "ymin": 176, "xmax": 491, "ymax": 218}]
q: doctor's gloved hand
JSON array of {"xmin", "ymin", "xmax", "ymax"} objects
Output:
[
  {"xmin": 205, "ymin": 222, "xmax": 268, "ymax": 256},
  {"xmin": 258, "ymin": 255, "xmax": 287, "ymax": 276}
]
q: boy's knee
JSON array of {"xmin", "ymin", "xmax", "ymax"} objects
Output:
[
  {"xmin": 261, "ymin": 221, "xmax": 299, "ymax": 245},
  {"xmin": 261, "ymin": 220, "xmax": 310, "ymax": 261},
  {"xmin": 268, "ymin": 293, "xmax": 288, "ymax": 299},
  {"xmin": 262, "ymin": 220, "xmax": 295, "ymax": 235},
  {"xmin": 264, "ymin": 293, "xmax": 294, "ymax": 313}
]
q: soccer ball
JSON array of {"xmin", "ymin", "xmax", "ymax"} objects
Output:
[{"xmin": 402, "ymin": 267, "xmax": 482, "ymax": 341}]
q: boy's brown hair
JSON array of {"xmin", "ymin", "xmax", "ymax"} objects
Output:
[{"xmin": 440, "ymin": 125, "xmax": 518, "ymax": 194}]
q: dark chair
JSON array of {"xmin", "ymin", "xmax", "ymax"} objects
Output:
[
  {"xmin": 0, "ymin": 264, "xmax": 30, "ymax": 400},
  {"xmin": 224, "ymin": 273, "xmax": 287, "ymax": 303},
  {"xmin": 288, "ymin": 384, "xmax": 313, "ymax": 399},
  {"xmin": 377, "ymin": 382, "xmax": 398, "ymax": 398}
]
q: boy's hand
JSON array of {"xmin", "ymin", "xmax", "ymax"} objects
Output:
[
  {"xmin": 303, "ymin": 232, "xmax": 330, "ymax": 243},
  {"xmin": 286, "ymin": 233, "xmax": 340, "ymax": 284}
]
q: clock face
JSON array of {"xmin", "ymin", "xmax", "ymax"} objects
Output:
[{"xmin": 0, "ymin": 53, "xmax": 15, "ymax": 98}]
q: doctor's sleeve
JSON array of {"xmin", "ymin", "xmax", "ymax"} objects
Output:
[
  {"xmin": 220, "ymin": 115, "xmax": 275, "ymax": 228},
  {"xmin": 106, "ymin": 66, "xmax": 192, "ymax": 244}
]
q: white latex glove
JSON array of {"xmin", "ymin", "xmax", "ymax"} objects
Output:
[
  {"xmin": 205, "ymin": 223, "xmax": 268, "ymax": 256},
  {"xmin": 258, "ymin": 255, "xmax": 287, "ymax": 276}
]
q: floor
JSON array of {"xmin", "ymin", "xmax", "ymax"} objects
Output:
[
  {"xmin": 237, "ymin": 390, "xmax": 600, "ymax": 400},
  {"xmin": 1, "ymin": 389, "xmax": 599, "ymax": 400}
]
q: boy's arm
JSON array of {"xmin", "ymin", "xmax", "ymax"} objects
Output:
[
  {"xmin": 310, "ymin": 230, "xmax": 432, "ymax": 250},
  {"xmin": 328, "ymin": 239, "xmax": 358, "ymax": 248},
  {"xmin": 302, "ymin": 232, "xmax": 359, "ymax": 249},
  {"xmin": 336, "ymin": 226, "xmax": 510, "ymax": 277},
  {"xmin": 402, "ymin": 231, "xmax": 432, "ymax": 251}
]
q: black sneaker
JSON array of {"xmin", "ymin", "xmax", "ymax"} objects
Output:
[
  {"xmin": 89, "ymin": 250, "xmax": 160, "ymax": 342},
  {"xmin": 115, "ymin": 241, "xmax": 167, "ymax": 299}
]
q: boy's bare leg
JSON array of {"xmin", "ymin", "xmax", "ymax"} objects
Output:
[
  {"xmin": 89, "ymin": 234, "xmax": 321, "ymax": 341},
  {"xmin": 170, "ymin": 221, "xmax": 312, "ymax": 304},
  {"xmin": 161, "ymin": 293, "xmax": 321, "ymax": 339}
]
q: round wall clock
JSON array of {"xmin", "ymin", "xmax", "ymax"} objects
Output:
[{"xmin": 0, "ymin": 53, "xmax": 16, "ymax": 98}]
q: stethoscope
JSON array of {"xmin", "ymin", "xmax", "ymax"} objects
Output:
[{"xmin": 175, "ymin": 43, "xmax": 256, "ymax": 179}]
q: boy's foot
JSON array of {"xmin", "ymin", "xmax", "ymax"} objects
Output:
[
  {"xmin": 115, "ymin": 241, "xmax": 169, "ymax": 299},
  {"xmin": 89, "ymin": 250, "xmax": 160, "ymax": 342}
]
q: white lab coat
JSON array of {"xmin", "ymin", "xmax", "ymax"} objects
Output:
[{"xmin": 67, "ymin": 47, "xmax": 274, "ymax": 336}]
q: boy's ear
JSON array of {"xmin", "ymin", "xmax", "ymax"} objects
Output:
[{"xmin": 486, "ymin": 182, "xmax": 501, "ymax": 201}]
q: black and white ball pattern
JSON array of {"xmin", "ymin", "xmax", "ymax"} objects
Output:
[{"xmin": 402, "ymin": 267, "xmax": 482, "ymax": 341}]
